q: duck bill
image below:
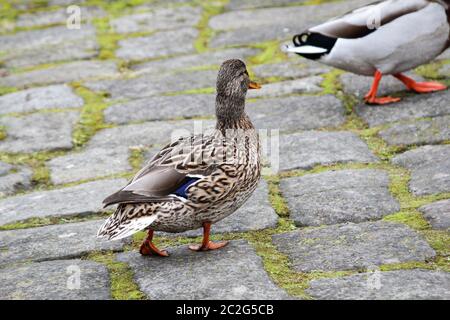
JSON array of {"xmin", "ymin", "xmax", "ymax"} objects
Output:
[{"xmin": 248, "ymin": 81, "xmax": 261, "ymax": 90}]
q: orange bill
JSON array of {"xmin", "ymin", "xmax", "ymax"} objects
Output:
[{"xmin": 248, "ymin": 81, "xmax": 261, "ymax": 89}]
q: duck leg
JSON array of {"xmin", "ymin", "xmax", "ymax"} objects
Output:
[
  {"xmin": 364, "ymin": 70, "xmax": 401, "ymax": 105},
  {"xmin": 139, "ymin": 229, "xmax": 169, "ymax": 257},
  {"xmin": 394, "ymin": 73, "xmax": 447, "ymax": 93},
  {"xmin": 189, "ymin": 222, "xmax": 229, "ymax": 251}
]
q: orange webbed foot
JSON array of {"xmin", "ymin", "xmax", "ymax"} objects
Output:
[
  {"xmin": 140, "ymin": 240, "xmax": 169, "ymax": 257},
  {"xmin": 407, "ymin": 81, "xmax": 447, "ymax": 93},
  {"xmin": 189, "ymin": 240, "xmax": 229, "ymax": 252},
  {"xmin": 365, "ymin": 96, "xmax": 401, "ymax": 105}
]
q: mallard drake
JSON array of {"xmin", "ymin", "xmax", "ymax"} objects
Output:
[
  {"xmin": 97, "ymin": 59, "xmax": 262, "ymax": 256},
  {"xmin": 285, "ymin": 0, "xmax": 449, "ymax": 104}
]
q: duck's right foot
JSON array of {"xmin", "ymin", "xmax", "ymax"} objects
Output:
[
  {"xmin": 364, "ymin": 96, "xmax": 401, "ymax": 105},
  {"xmin": 139, "ymin": 229, "xmax": 169, "ymax": 257}
]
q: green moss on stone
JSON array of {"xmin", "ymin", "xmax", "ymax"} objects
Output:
[
  {"xmin": 86, "ymin": 251, "xmax": 146, "ymax": 300},
  {"xmin": 249, "ymin": 41, "xmax": 287, "ymax": 65},
  {"xmin": 193, "ymin": 0, "xmax": 228, "ymax": 53}
]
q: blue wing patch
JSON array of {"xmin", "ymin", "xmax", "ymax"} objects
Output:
[{"xmin": 173, "ymin": 176, "xmax": 201, "ymax": 199}]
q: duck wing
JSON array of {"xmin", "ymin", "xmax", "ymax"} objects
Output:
[
  {"xmin": 102, "ymin": 134, "xmax": 222, "ymax": 207},
  {"xmin": 308, "ymin": 0, "xmax": 430, "ymax": 39}
]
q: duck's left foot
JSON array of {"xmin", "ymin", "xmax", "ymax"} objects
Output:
[
  {"xmin": 189, "ymin": 221, "xmax": 229, "ymax": 252},
  {"xmin": 365, "ymin": 96, "xmax": 401, "ymax": 105},
  {"xmin": 139, "ymin": 229, "xmax": 169, "ymax": 257},
  {"xmin": 395, "ymin": 74, "xmax": 447, "ymax": 93},
  {"xmin": 189, "ymin": 240, "xmax": 229, "ymax": 252}
]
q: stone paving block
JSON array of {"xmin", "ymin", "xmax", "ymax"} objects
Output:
[
  {"xmin": 131, "ymin": 48, "xmax": 259, "ymax": 75},
  {"xmin": 48, "ymin": 147, "xmax": 131, "ymax": 185},
  {"xmin": 251, "ymin": 60, "xmax": 330, "ymax": 79},
  {"xmin": 104, "ymin": 94, "xmax": 215, "ymax": 124},
  {"xmin": 117, "ymin": 240, "xmax": 290, "ymax": 300},
  {"xmin": 247, "ymin": 76, "xmax": 322, "ymax": 98},
  {"xmin": 87, "ymin": 119, "xmax": 215, "ymax": 150},
  {"xmin": 0, "ymin": 178, "xmax": 127, "ymax": 226},
  {"xmin": 379, "ymin": 115, "xmax": 450, "ymax": 146},
  {"xmin": 306, "ymin": 269, "xmax": 450, "ymax": 300},
  {"xmin": 0, "ymin": 60, "xmax": 118, "ymax": 88},
  {"xmin": 86, "ymin": 69, "xmax": 216, "ymax": 100},
  {"xmin": 111, "ymin": 6, "xmax": 202, "ymax": 33},
  {"xmin": 247, "ymin": 95, "xmax": 345, "ymax": 132},
  {"xmin": 161, "ymin": 180, "xmax": 279, "ymax": 237},
  {"xmin": 0, "ymin": 85, "xmax": 84, "ymax": 115},
  {"xmin": 16, "ymin": 6, "xmax": 105, "ymax": 28},
  {"xmin": 392, "ymin": 145, "xmax": 450, "ymax": 196},
  {"xmin": 280, "ymin": 169, "xmax": 400, "ymax": 226},
  {"xmin": 3, "ymin": 38, "xmax": 99, "ymax": 69},
  {"xmin": 226, "ymin": 0, "xmax": 309, "ymax": 10},
  {"xmin": 0, "ymin": 220, "xmax": 129, "ymax": 265},
  {"xmin": 116, "ymin": 28, "xmax": 198, "ymax": 61},
  {"xmin": 419, "ymin": 199, "xmax": 450, "ymax": 231},
  {"xmin": 340, "ymin": 72, "xmax": 424, "ymax": 98},
  {"xmin": 0, "ymin": 260, "xmax": 111, "ymax": 300},
  {"xmin": 272, "ymin": 221, "xmax": 435, "ymax": 272},
  {"xmin": 356, "ymin": 90, "xmax": 450, "ymax": 127},
  {"xmin": 0, "ymin": 111, "xmax": 79, "ymax": 153},
  {"xmin": 0, "ymin": 25, "xmax": 96, "ymax": 53},
  {"xmin": 279, "ymin": 131, "xmax": 378, "ymax": 171},
  {"xmin": 0, "ymin": 163, "xmax": 32, "ymax": 197},
  {"xmin": 439, "ymin": 63, "xmax": 450, "ymax": 77},
  {"xmin": 209, "ymin": 0, "xmax": 374, "ymax": 47}
]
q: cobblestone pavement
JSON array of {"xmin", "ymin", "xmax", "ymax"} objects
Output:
[{"xmin": 0, "ymin": 0, "xmax": 449, "ymax": 300}]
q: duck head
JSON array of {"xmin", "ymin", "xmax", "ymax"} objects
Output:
[
  {"xmin": 215, "ymin": 59, "xmax": 261, "ymax": 128},
  {"xmin": 285, "ymin": 32, "xmax": 337, "ymax": 60}
]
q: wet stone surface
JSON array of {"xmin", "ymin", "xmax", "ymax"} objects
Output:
[
  {"xmin": 279, "ymin": 131, "xmax": 378, "ymax": 171},
  {"xmin": 0, "ymin": 220, "xmax": 129, "ymax": 265},
  {"xmin": 0, "ymin": 260, "xmax": 111, "ymax": 300},
  {"xmin": 307, "ymin": 269, "xmax": 450, "ymax": 300},
  {"xmin": 272, "ymin": 221, "xmax": 435, "ymax": 272},
  {"xmin": 0, "ymin": 163, "xmax": 32, "ymax": 198},
  {"xmin": 280, "ymin": 169, "xmax": 400, "ymax": 226},
  {"xmin": 392, "ymin": 145, "xmax": 450, "ymax": 196},
  {"xmin": 0, "ymin": 179, "xmax": 127, "ymax": 226},
  {"xmin": 117, "ymin": 240, "xmax": 290, "ymax": 300},
  {"xmin": 419, "ymin": 199, "xmax": 450, "ymax": 231}
]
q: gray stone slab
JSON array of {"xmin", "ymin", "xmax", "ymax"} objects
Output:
[
  {"xmin": 111, "ymin": 6, "xmax": 202, "ymax": 33},
  {"xmin": 117, "ymin": 240, "xmax": 289, "ymax": 299},
  {"xmin": 419, "ymin": 199, "xmax": 450, "ymax": 231},
  {"xmin": 340, "ymin": 72, "xmax": 424, "ymax": 98},
  {"xmin": 226, "ymin": 0, "xmax": 309, "ymax": 10},
  {"xmin": 0, "ymin": 260, "xmax": 111, "ymax": 300},
  {"xmin": 247, "ymin": 95, "xmax": 345, "ymax": 132},
  {"xmin": 161, "ymin": 180, "xmax": 279, "ymax": 237},
  {"xmin": 16, "ymin": 6, "xmax": 105, "ymax": 28},
  {"xmin": 209, "ymin": 0, "xmax": 374, "ymax": 47},
  {"xmin": 88, "ymin": 119, "xmax": 215, "ymax": 150},
  {"xmin": 252, "ymin": 60, "xmax": 331, "ymax": 79},
  {"xmin": 356, "ymin": 90, "xmax": 450, "ymax": 127},
  {"xmin": 0, "ymin": 85, "xmax": 84, "ymax": 115},
  {"xmin": 0, "ymin": 178, "xmax": 127, "ymax": 226},
  {"xmin": 437, "ymin": 49, "xmax": 450, "ymax": 60},
  {"xmin": 131, "ymin": 48, "xmax": 259, "ymax": 75},
  {"xmin": 307, "ymin": 269, "xmax": 450, "ymax": 300},
  {"xmin": 104, "ymin": 94, "xmax": 215, "ymax": 124},
  {"xmin": 0, "ymin": 220, "xmax": 129, "ymax": 265},
  {"xmin": 116, "ymin": 28, "xmax": 198, "ymax": 61},
  {"xmin": 0, "ymin": 25, "xmax": 96, "ymax": 53},
  {"xmin": 247, "ymin": 76, "xmax": 322, "ymax": 98},
  {"xmin": 0, "ymin": 60, "xmax": 118, "ymax": 89},
  {"xmin": 0, "ymin": 111, "xmax": 79, "ymax": 153},
  {"xmin": 3, "ymin": 38, "xmax": 99, "ymax": 69},
  {"xmin": 0, "ymin": 164, "xmax": 32, "ymax": 197},
  {"xmin": 272, "ymin": 221, "xmax": 435, "ymax": 272},
  {"xmin": 48, "ymin": 147, "xmax": 131, "ymax": 185},
  {"xmin": 85, "ymin": 69, "xmax": 216, "ymax": 100},
  {"xmin": 280, "ymin": 169, "xmax": 400, "ymax": 226},
  {"xmin": 379, "ymin": 115, "xmax": 450, "ymax": 147},
  {"xmin": 392, "ymin": 145, "xmax": 450, "ymax": 196},
  {"xmin": 279, "ymin": 131, "xmax": 378, "ymax": 171},
  {"xmin": 439, "ymin": 63, "xmax": 450, "ymax": 77}
]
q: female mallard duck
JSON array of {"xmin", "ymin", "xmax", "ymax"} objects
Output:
[
  {"xmin": 97, "ymin": 59, "xmax": 262, "ymax": 256},
  {"xmin": 285, "ymin": 0, "xmax": 449, "ymax": 104}
]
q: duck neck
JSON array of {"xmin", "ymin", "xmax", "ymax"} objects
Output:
[{"xmin": 215, "ymin": 94, "xmax": 254, "ymax": 131}]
